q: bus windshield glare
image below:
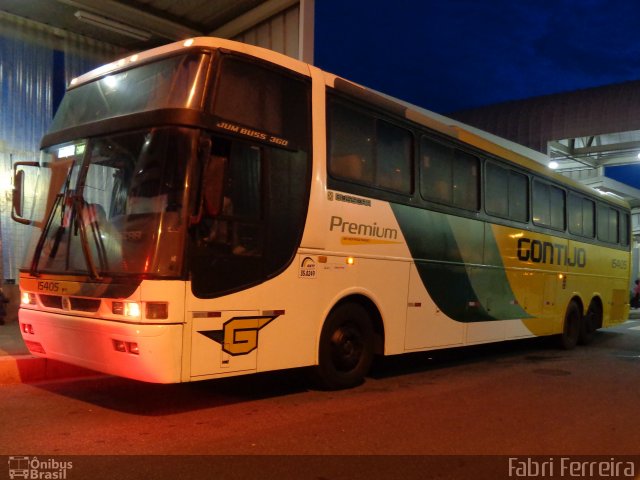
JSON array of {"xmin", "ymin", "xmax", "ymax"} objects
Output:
[{"xmin": 25, "ymin": 127, "xmax": 196, "ymax": 278}]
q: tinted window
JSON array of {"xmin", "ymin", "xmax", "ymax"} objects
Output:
[
  {"xmin": 213, "ymin": 55, "xmax": 309, "ymax": 150},
  {"xmin": 509, "ymin": 170, "xmax": 529, "ymax": 222},
  {"xmin": 420, "ymin": 138, "xmax": 453, "ymax": 204},
  {"xmin": 328, "ymin": 102, "xmax": 374, "ymax": 183},
  {"xmin": 421, "ymin": 137, "xmax": 479, "ymax": 211},
  {"xmin": 568, "ymin": 193, "xmax": 595, "ymax": 238},
  {"xmin": 328, "ymin": 100, "xmax": 412, "ymax": 193},
  {"xmin": 485, "ymin": 162, "xmax": 528, "ymax": 222},
  {"xmin": 376, "ymin": 121, "xmax": 412, "ymax": 193},
  {"xmin": 597, "ymin": 204, "xmax": 619, "ymax": 243},
  {"xmin": 51, "ymin": 53, "xmax": 210, "ymax": 133},
  {"xmin": 533, "ymin": 180, "xmax": 565, "ymax": 230},
  {"xmin": 190, "ymin": 136, "xmax": 310, "ymax": 297},
  {"xmin": 453, "ymin": 151, "xmax": 479, "ymax": 210},
  {"xmin": 486, "ymin": 163, "xmax": 508, "ymax": 217},
  {"xmin": 620, "ymin": 212, "xmax": 630, "ymax": 246}
]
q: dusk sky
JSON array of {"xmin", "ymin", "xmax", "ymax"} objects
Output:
[{"xmin": 314, "ymin": 0, "xmax": 640, "ymax": 114}]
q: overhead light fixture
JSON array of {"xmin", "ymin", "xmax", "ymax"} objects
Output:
[{"xmin": 74, "ymin": 11, "xmax": 152, "ymax": 41}]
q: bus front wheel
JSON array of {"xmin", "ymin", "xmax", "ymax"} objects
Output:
[
  {"xmin": 313, "ymin": 302, "xmax": 374, "ymax": 390},
  {"xmin": 558, "ymin": 300, "xmax": 581, "ymax": 350}
]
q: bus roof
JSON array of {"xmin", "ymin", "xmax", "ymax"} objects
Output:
[
  {"xmin": 69, "ymin": 36, "xmax": 627, "ymax": 209},
  {"xmin": 68, "ymin": 36, "xmax": 311, "ymax": 88},
  {"xmin": 321, "ymin": 72, "xmax": 629, "ymax": 209}
]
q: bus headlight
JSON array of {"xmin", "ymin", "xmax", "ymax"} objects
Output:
[{"xmin": 21, "ymin": 292, "xmax": 36, "ymax": 305}]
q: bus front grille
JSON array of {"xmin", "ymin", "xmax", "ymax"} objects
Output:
[{"xmin": 38, "ymin": 294, "xmax": 101, "ymax": 312}]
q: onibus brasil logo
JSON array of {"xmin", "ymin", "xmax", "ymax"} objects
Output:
[{"xmin": 8, "ymin": 456, "xmax": 73, "ymax": 479}]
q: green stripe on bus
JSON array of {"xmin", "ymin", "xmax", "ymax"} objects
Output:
[{"xmin": 391, "ymin": 204, "xmax": 531, "ymax": 322}]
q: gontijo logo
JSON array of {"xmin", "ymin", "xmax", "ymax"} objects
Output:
[
  {"xmin": 198, "ymin": 315, "xmax": 280, "ymax": 356},
  {"xmin": 517, "ymin": 237, "xmax": 587, "ymax": 267}
]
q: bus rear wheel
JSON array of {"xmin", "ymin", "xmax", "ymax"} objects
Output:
[
  {"xmin": 313, "ymin": 302, "xmax": 374, "ymax": 390},
  {"xmin": 579, "ymin": 301, "xmax": 601, "ymax": 345},
  {"xmin": 558, "ymin": 300, "xmax": 581, "ymax": 350}
]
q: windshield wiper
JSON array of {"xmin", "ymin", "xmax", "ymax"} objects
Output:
[
  {"xmin": 30, "ymin": 157, "xmax": 77, "ymax": 276},
  {"xmin": 30, "ymin": 193, "xmax": 64, "ymax": 276},
  {"xmin": 30, "ymin": 150, "xmax": 105, "ymax": 280},
  {"xmin": 70, "ymin": 194, "xmax": 103, "ymax": 280},
  {"xmin": 30, "ymin": 193, "xmax": 103, "ymax": 280}
]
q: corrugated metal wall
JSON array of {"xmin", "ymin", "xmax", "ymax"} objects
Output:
[
  {"xmin": 0, "ymin": 12, "xmax": 121, "ymax": 281},
  {"xmin": 233, "ymin": 5, "xmax": 301, "ymax": 59}
]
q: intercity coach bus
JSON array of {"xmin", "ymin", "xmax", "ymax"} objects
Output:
[{"xmin": 13, "ymin": 37, "xmax": 631, "ymax": 389}]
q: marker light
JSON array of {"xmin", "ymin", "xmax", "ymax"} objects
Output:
[{"xmin": 346, "ymin": 257, "xmax": 355, "ymax": 265}]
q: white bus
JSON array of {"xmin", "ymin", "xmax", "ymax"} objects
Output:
[{"xmin": 14, "ymin": 37, "xmax": 630, "ymax": 389}]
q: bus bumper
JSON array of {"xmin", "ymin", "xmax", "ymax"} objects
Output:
[{"xmin": 18, "ymin": 308, "xmax": 183, "ymax": 383}]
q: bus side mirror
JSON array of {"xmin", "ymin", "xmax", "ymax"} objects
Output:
[
  {"xmin": 202, "ymin": 155, "xmax": 227, "ymax": 217},
  {"xmin": 12, "ymin": 162, "xmax": 39, "ymax": 226}
]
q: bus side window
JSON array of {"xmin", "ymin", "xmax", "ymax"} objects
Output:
[
  {"xmin": 597, "ymin": 204, "xmax": 619, "ymax": 243},
  {"xmin": 332, "ymin": 154, "xmax": 366, "ymax": 181},
  {"xmin": 486, "ymin": 162, "xmax": 509, "ymax": 217},
  {"xmin": 211, "ymin": 55, "xmax": 310, "ymax": 151},
  {"xmin": 328, "ymin": 101, "xmax": 374, "ymax": 184},
  {"xmin": 568, "ymin": 193, "xmax": 594, "ymax": 238},
  {"xmin": 420, "ymin": 137, "xmax": 454, "ymax": 204},
  {"xmin": 452, "ymin": 150, "xmax": 479, "ymax": 210},
  {"xmin": 376, "ymin": 120, "xmax": 412, "ymax": 193},
  {"xmin": 533, "ymin": 180, "xmax": 565, "ymax": 230},
  {"xmin": 486, "ymin": 162, "xmax": 528, "ymax": 222},
  {"xmin": 620, "ymin": 212, "xmax": 630, "ymax": 246}
]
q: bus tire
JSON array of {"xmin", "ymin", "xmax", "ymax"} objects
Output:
[
  {"xmin": 558, "ymin": 300, "xmax": 581, "ymax": 350},
  {"xmin": 579, "ymin": 301, "xmax": 601, "ymax": 345},
  {"xmin": 313, "ymin": 302, "xmax": 374, "ymax": 390}
]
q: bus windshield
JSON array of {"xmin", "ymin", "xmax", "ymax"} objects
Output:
[
  {"xmin": 50, "ymin": 53, "xmax": 210, "ymax": 133},
  {"xmin": 26, "ymin": 127, "xmax": 196, "ymax": 278}
]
